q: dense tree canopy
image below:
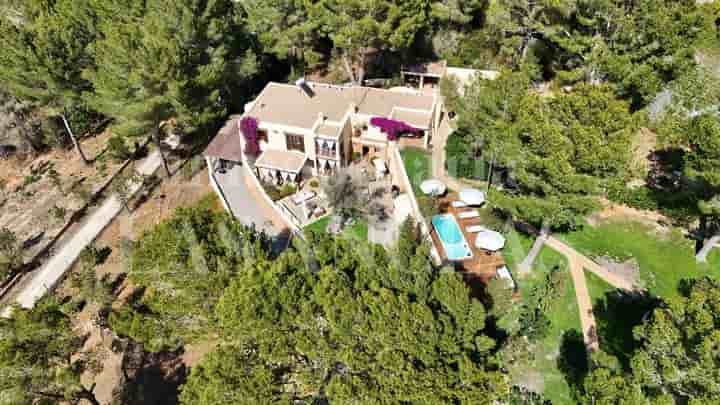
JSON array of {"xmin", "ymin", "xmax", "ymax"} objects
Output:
[
  {"xmin": 0, "ymin": 0, "xmax": 97, "ymax": 110},
  {"xmin": 654, "ymin": 66, "xmax": 720, "ymax": 259},
  {"xmin": 583, "ymin": 277, "xmax": 720, "ymax": 404},
  {"xmin": 108, "ymin": 206, "xmax": 271, "ymax": 352},
  {"xmin": 309, "ymin": 0, "xmax": 431, "ymax": 83},
  {"xmin": 181, "ymin": 227, "xmax": 508, "ymax": 403},
  {"xmin": 0, "ymin": 298, "xmax": 100, "ymax": 404},
  {"xmin": 85, "ymin": 0, "xmax": 259, "ymax": 139},
  {"xmin": 453, "ymin": 70, "xmax": 637, "ymax": 228}
]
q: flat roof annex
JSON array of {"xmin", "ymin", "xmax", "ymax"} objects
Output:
[{"xmin": 255, "ymin": 149, "xmax": 307, "ymax": 173}]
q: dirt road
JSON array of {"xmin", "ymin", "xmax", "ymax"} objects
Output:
[{"xmin": 4, "ymin": 151, "xmax": 163, "ymax": 313}]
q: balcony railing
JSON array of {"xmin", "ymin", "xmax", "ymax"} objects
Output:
[{"xmin": 317, "ymin": 147, "xmax": 337, "ymax": 158}]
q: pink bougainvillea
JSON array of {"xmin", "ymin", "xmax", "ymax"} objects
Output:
[
  {"xmin": 369, "ymin": 117, "xmax": 421, "ymax": 141},
  {"xmin": 239, "ymin": 116, "xmax": 260, "ymax": 155}
]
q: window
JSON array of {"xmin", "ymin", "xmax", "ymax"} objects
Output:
[
  {"xmin": 257, "ymin": 130, "xmax": 268, "ymax": 143},
  {"xmin": 286, "ymin": 133, "xmax": 305, "ymax": 152}
]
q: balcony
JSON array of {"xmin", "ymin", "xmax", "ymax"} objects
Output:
[{"xmin": 316, "ymin": 147, "xmax": 337, "ymax": 159}]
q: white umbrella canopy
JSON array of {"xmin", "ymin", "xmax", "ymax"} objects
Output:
[
  {"xmin": 474, "ymin": 230, "xmax": 506, "ymax": 251},
  {"xmin": 459, "ymin": 188, "xmax": 486, "ymax": 206},
  {"xmin": 420, "ymin": 179, "xmax": 447, "ymax": 196}
]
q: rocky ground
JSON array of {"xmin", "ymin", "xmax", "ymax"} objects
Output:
[
  {"xmin": 56, "ymin": 165, "xmax": 216, "ymax": 404},
  {"xmin": 0, "ymin": 130, "xmax": 124, "ymax": 264}
]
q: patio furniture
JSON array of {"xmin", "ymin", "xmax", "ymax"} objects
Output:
[
  {"xmin": 474, "ymin": 230, "xmax": 506, "ymax": 251},
  {"xmin": 451, "ymin": 201, "xmax": 467, "ymax": 208},
  {"xmin": 457, "ymin": 210, "xmax": 480, "ymax": 219},
  {"xmin": 420, "ymin": 179, "xmax": 447, "ymax": 196},
  {"xmin": 496, "ymin": 266, "xmax": 516, "ymax": 290},
  {"xmin": 459, "ymin": 188, "xmax": 486, "ymax": 206},
  {"xmin": 465, "ymin": 225, "xmax": 487, "ymax": 233}
]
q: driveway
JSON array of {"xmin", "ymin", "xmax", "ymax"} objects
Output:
[{"xmin": 212, "ymin": 163, "xmax": 291, "ymax": 253}]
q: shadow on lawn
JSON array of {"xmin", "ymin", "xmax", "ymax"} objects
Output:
[
  {"xmin": 557, "ymin": 329, "xmax": 588, "ymax": 394},
  {"xmin": 592, "ymin": 290, "xmax": 661, "ymax": 369}
]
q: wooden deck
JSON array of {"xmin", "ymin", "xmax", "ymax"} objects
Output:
[{"xmin": 430, "ymin": 203, "xmax": 506, "ymax": 293}]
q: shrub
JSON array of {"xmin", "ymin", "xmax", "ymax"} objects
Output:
[
  {"xmin": 518, "ymin": 267, "xmax": 567, "ymax": 341},
  {"xmin": 50, "ymin": 205, "xmax": 67, "ymax": 221},
  {"xmin": 418, "ymin": 195, "xmax": 440, "ymax": 219},
  {"xmin": 183, "ymin": 155, "xmax": 207, "ymax": 180},
  {"xmin": 0, "ymin": 227, "xmax": 21, "ymax": 280},
  {"xmin": 606, "ymin": 180, "xmax": 699, "ymax": 223},
  {"xmin": 445, "ymin": 132, "xmax": 488, "ymax": 180},
  {"xmin": 369, "ymin": 117, "xmax": 420, "ymax": 141},
  {"xmin": 107, "ymin": 135, "xmax": 133, "ymax": 162}
]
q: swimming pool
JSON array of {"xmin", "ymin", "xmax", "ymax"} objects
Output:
[{"xmin": 431, "ymin": 214, "xmax": 473, "ymax": 261}]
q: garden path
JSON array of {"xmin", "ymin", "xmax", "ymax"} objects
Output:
[
  {"xmin": 544, "ymin": 235, "xmax": 641, "ymax": 352},
  {"xmin": 566, "ymin": 259, "xmax": 600, "ymax": 352},
  {"xmin": 545, "ymin": 236, "xmax": 637, "ymax": 291}
]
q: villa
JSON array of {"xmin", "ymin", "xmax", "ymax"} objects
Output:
[{"xmin": 204, "ymin": 80, "xmax": 441, "ymax": 185}]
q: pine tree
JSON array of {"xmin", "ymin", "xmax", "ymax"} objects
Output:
[
  {"xmin": 0, "ymin": 0, "xmax": 100, "ymax": 162},
  {"xmin": 85, "ymin": 0, "xmax": 258, "ymax": 175},
  {"xmin": 310, "ymin": 0, "xmax": 431, "ymax": 83},
  {"xmin": 0, "ymin": 298, "xmax": 101, "ymax": 405}
]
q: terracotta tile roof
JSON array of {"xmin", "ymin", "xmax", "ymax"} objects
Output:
[
  {"xmin": 245, "ymin": 82, "xmax": 435, "ymax": 130},
  {"xmin": 390, "ymin": 108, "xmax": 433, "ymax": 129},
  {"xmin": 202, "ymin": 117, "xmax": 243, "ymax": 162}
]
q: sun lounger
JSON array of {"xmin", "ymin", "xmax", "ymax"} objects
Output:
[
  {"xmin": 457, "ymin": 210, "xmax": 480, "ymax": 219},
  {"xmin": 451, "ymin": 201, "xmax": 467, "ymax": 208},
  {"xmin": 465, "ymin": 225, "xmax": 487, "ymax": 233}
]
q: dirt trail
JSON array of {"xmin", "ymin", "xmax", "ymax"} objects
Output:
[
  {"xmin": 544, "ymin": 236, "xmax": 640, "ymax": 352},
  {"xmin": 567, "ymin": 261, "xmax": 599, "ymax": 352},
  {"xmin": 4, "ymin": 151, "xmax": 163, "ymax": 313},
  {"xmin": 546, "ymin": 237, "xmax": 637, "ymax": 291}
]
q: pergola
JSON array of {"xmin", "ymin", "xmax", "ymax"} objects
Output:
[
  {"xmin": 202, "ymin": 124, "xmax": 244, "ymax": 171},
  {"xmin": 255, "ymin": 149, "xmax": 308, "ymax": 185}
]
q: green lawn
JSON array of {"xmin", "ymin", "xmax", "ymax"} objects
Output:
[
  {"xmin": 505, "ymin": 238, "xmax": 583, "ymax": 405},
  {"xmin": 585, "ymin": 270, "xmax": 614, "ymax": 302},
  {"xmin": 303, "ymin": 216, "xmax": 368, "ymax": 241},
  {"xmin": 559, "ymin": 220, "xmax": 720, "ymax": 299},
  {"xmin": 400, "ymin": 147, "xmax": 431, "ymax": 194}
]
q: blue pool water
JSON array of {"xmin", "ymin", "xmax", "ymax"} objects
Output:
[{"xmin": 431, "ymin": 214, "xmax": 473, "ymax": 261}]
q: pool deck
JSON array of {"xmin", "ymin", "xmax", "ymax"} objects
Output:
[{"xmin": 431, "ymin": 205, "xmax": 506, "ymax": 288}]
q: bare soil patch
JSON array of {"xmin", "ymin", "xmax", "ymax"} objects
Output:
[
  {"xmin": 588, "ymin": 200, "xmax": 671, "ymax": 234},
  {"xmin": 595, "ymin": 256, "xmax": 641, "ymax": 288},
  {"xmin": 0, "ymin": 130, "xmax": 123, "ymax": 261},
  {"xmin": 53, "ymin": 167, "xmax": 215, "ymax": 404}
]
